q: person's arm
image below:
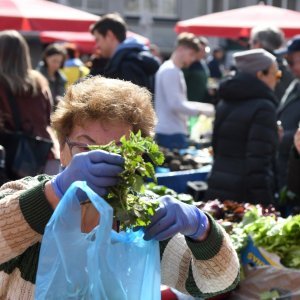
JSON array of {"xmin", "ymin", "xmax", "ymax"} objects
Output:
[
  {"xmin": 245, "ymin": 105, "xmax": 278, "ymax": 204},
  {"xmin": 159, "ymin": 215, "xmax": 240, "ymax": 298},
  {"xmin": 143, "ymin": 196, "xmax": 240, "ymax": 298},
  {"xmin": 162, "ymin": 69, "xmax": 214, "ymax": 117},
  {"xmin": 0, "ymin": 176, "xmax": 53, "ymax": 264}
]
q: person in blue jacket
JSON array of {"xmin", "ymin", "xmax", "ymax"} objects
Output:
[{"xmin": 90, "ymin": 13, "xmax": 160, "ymax": 93}]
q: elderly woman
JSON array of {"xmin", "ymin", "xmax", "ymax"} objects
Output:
[
  {"xmin": 205, "ymin": 48, "xmax": 280, "ymax": 205},
  {"xmin": 0, "ymin": 76, "xmax": 239, "ymax": 299}
]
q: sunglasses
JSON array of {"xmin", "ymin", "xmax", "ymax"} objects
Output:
[{"xmin": 275, "ymin": 70, "xmax": 282, "ymax": 80}]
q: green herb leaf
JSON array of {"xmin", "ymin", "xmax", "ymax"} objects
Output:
[{"xmin": 88, "ymin": 131, "xmax": 164, "ymax": 229}]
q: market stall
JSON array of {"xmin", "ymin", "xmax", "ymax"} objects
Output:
[{"xmin": 175, "ymin": 3, "xmax": 300, "ymax": 39}]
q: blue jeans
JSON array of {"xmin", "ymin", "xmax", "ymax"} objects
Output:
[{"xmin": 155, "ymin": 133, "xmax": 188, "ymax": 149}]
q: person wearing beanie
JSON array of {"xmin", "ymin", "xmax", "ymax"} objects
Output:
[
  {"xmin": 205, "ymin": 48, "xmax": 281, "ymax": 205},
  {"xmin": 234, "ymin": 48, "xmax": 277, "ymax": 76}
]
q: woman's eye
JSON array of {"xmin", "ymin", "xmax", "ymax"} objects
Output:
[{"xmin": 80, "ymin": 146, "xmax": 90, "ymax": 152}]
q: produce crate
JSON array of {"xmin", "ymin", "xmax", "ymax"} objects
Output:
[
  {"xmin": 241, "ymin": 236, "xmax": 283, "ymax": 268},
  {"xmin": 155, "ymin": 165, "xmax": 211, "ymax": 194}
]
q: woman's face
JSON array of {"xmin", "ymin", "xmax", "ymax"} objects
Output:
[
  {"xmin": 258, "ymin": 62, "xmax": 281, "ymax": 91},
  {"xmin": 45, "ymin": 54, "xmax": 64, "ymax": 73},
  {"xmin": 60, "ymin": 119, "xmax": 132, "ymax": 167}
]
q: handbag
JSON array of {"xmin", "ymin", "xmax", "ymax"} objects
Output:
[
  {"xmin": 0, "ymin": 89, "xmax": 53, "ymax": 179},
  {"xmin": 35, "ymin": 181, "xmax": 161, "ymax": 300}
]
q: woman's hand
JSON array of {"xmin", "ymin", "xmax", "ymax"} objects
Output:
[
  {"xmin": 143, "ymin": 196, "xmax": 209, "ymax": 242},
  {"xmin": 51, "ymin": 150, "xmax": 124, "ymax": 200}
]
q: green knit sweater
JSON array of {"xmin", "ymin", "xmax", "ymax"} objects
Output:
[{"xmin": 0, "ymin": 176, "xmax": 239, "ymax": 299}]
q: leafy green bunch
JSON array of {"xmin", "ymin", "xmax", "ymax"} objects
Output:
[
  {"xmin": 231, "ymin": 208, "xmax": 300, "ymax": 269},
  {"xmin": 89, "ymin": 131, "xmax": 164, "ymax": 229}
]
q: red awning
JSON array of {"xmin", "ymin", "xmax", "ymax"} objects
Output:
[
  {"xmin": 39, "ymin": 31, "xmax": 150, "ymax": 54},
  {"xmin": 0, "ymin": 0, "xmax": 99, "ymax": 32},
  {"xmin": 0, "ymin": 0, "xmax": 150, "ymax": 53},
  {"xmin": 175, "ymin": 4, "xmax": 300, "ymax": 38}
]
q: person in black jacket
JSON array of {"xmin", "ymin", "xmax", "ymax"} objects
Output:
[
  {"xmin": 205, "ymin": 49, "xmax": 280, "ymax": 205},
  {"xmin": 90, "ymin": 13, "xmax": 160, "ymax": 93},
  {"xmin": 276, "ymin": 36, "xmax": 300, "ymax": 190},
  {"xmin": 283, "ymin": 128, "xmax": 300, "ymax": 216},
  {"xmin": 287, "ymin": 129, "xmax": 300, "ymax": 203}
]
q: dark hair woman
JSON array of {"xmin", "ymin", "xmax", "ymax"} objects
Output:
[
  {"xmin": 0, "ymin": 30, "xmax": 54, "ymax": 179},
  {"xmin": 37, "ymin": 43, "xmax": 67, "ymax": 108}
]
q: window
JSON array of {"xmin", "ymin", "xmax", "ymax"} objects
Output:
[{"xmin": 124, "ymin": 0, "xmax": 178, "ymax": 18}]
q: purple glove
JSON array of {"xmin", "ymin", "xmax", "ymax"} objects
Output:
[
  {"xmin": 51, "ymin": 150, "xmax": 124, "ymax": 200},
  {"xmin": 143, "ymin": 196, "xmax": 208, "ymax": 241}
]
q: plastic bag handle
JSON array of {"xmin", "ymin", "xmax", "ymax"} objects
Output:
[
  {"xmin": 48, "ymin": 181, "xmax": 113, "ymax": 238},
  {"xmin": 71, "ymin": 181, "xmax": 113, "ymax": 231}
]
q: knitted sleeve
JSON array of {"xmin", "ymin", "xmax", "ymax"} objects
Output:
[
  {"xmin": 0, "ymin": 175, "xmax": 53, "ymax": 264},
  {"xmin": 160, "ymin": 214, "xmax": 240, "ymax": 299}
]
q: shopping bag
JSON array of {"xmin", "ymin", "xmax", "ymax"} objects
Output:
[{"xmin": 35, "ymin": 181, "xmax": 161, "ymax": 300}]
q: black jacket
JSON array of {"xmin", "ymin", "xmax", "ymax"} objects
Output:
[
  {"xmin": 205, "ymin": 73, "xmax": 278, "ymax": 205},
  {"xmin": 277, "ymin": 79, "xmax": 300, "ymax": 189},
  {"xmin": 287, "ymin": 147, "xmax": 300, "ymax": 198},
  {"xmin": 104, "ymin": 40, "xmax": 160, "ymax": 92}
]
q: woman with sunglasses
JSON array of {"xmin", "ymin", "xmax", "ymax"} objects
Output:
[
  {"xmin": 205, "ymin": 48, "xmax": 280, "ymax": 206},
  {"xmin": 0, "ymin": 76, "xmax": 239, "ymax": 299}
]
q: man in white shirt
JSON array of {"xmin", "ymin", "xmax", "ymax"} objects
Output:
[{"xmin": 155, "ymin": 32, "xmax": 214, "ymax": 149}]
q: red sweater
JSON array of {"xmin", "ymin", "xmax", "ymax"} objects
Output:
[{"xmin": 0, "ymin": 84, "xmax": 52, "ymax": 139}]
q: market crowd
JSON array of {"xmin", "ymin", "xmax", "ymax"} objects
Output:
[{"xmin": 0, "ymin": 11, "xmax": 299, "ymax": 300}]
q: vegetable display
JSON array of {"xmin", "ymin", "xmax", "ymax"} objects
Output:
[
  {"xmin": 242, "ymin": 210, "xmax": 300, "ymax": 269},
  {"xmin": 160, "ymin": 147, "xmax": 212, "ymax": 171},
  {"xmin": 89, "ymin": 131, "xmax": 164, "ymax": 229}
]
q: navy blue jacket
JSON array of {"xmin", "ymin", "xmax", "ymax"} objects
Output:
[
  {"xmin": 277, "ymin": 79, "xmax": 300, "ymax": 189},
  {"xmin": 104, "ymin": 38, "xmax": 160, "ymax": 92}
]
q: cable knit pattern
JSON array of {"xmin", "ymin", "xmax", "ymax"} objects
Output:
[
  {"xmin": 0, "ymin": 269, "xmax": 34, "ymax": 300},
  {"xmin": 191, "ymin": 230, "xmax": 239, "ymax": 293},
  {"xmin": 0, "ymin": 175, "xmax": 52, "ymax": 300},
  {"xmin": 161, "ymin": 225, "xmax": 240, "ymax": 298},
  {"xmin": 0, "ymin": 182, "xmax": 41, "ymax": 264}
]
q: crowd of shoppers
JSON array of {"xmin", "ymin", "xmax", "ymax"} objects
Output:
[{"xmin": 2, "ymin": 9, "xmax": 300, "ymax": 299}]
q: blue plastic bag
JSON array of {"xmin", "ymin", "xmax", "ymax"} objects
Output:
[{"xmin": 35, "ymin": 181, "xmax": 161, "ymax": 300}]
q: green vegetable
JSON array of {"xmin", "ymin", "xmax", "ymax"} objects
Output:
[
  {"xmin": 145, "ymin": 182, "xmax": 193, "ymax": 204},
  {"xmin": 242, "ymin": 211, "xmax": 300, "ymax": 269},
  {"xmin": 89, "ymin": 131, "xmax": 164, "ymax": 229}
]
